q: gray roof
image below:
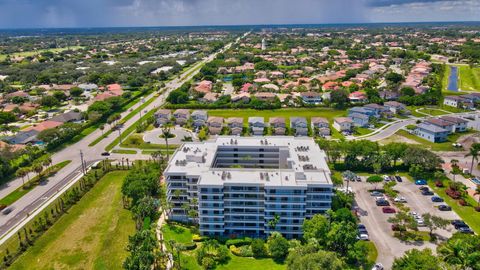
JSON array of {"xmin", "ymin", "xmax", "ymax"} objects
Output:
[
  {"xmin": 416, "ymin": 123, "xmax": 448, "ymax": 133},
  {"xmin": 50, "ymin": 112, "xmax": 82, "ymax": 123},
  {"xmin": 7, "ymin": 130, "xmax": 40, "ymax": 144},
  {"xmin": 290, "ymin": 117, "xmax": 307, "ymax": 125},
  {"xmin": 248, "ymin": 117, "xmax": 264, "ymax": 124},
  {"xmin": 350, "ymin": 113, "xmax": 369, "ymax": 120}
]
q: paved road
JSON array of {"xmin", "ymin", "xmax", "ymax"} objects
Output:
[{"xmin": 0, "ymin": 33, "xmax": 247, "ymax": 239}]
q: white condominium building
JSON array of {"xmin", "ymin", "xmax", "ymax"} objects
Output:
[{"xmin": 164, "ymin": 136, "xmax": 333, "ymax": 239}]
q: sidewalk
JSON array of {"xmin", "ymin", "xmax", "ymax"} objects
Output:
[{"xmin": 156, "ymin": 211, "xmax": 173, "ymax": 270}]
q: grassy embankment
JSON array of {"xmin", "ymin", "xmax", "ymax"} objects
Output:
[{"xmin": 9, "ymin": 171, "xmax": 134, "ymax": 270}]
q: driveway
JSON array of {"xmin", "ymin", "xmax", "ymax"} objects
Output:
[
  {"xmin": 143, "ymin": 126, "xmax": 196, "ymax": 145},
  {"xmin": 350, "ymin": 178, "xmax": 446, "ymax": 269}
]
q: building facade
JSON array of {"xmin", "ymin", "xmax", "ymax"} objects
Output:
[{"xmin": 164, "ymin": 136, "xmax": 333, "ymax": 239}]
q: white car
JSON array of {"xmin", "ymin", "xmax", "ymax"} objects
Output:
[
  {"xmin": 358, "ymin": 233, "xmax": 369, "ymax": 241},
  {"xmin": 375, "ymin": 196, "xmax": 386, "ymax": 201},
  {"xmin": 394, "ymin": 196, "xmax": 407, "ymax": 203},
  {"xmin": 383, "ymin": 175, "xmax": 390, "ymax": 181},
  {"xmin": 372, "ymin": 263, "xmax": 384, "ymax": 270}
]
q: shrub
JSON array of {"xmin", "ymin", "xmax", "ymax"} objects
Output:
[
  {"xmin": 229, "ymin": 245, "xmax": 241, "ymax": 256},
  {"xmin": 475, "ymin": 206, "xmax": 480, "ymax": 212},
  {"xmin": 251, "ymin": 239, "xmax": 267, "ymax": 258},
  {"xmin": 183, "ymin": 242, "xmax": 197, "ymax": 250},
  {"xmin": 225, "ymin": 237, "xmax": 252, "ymax": 247},
  {"xmin": 435, "ymin": 180, "xmax": 444, "ymax": 187},
  {"xmin": 446, "ymin": 188, "xmax": 462, "ymax": 199},
  {"xmin": 193, "ymin": 234, "xmax": 205, "ymax": 242},
  {"xmin": 459, "ymin": 199, "xmax": 468, "ymax": 206}
]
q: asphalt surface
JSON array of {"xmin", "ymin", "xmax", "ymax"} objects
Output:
[
  {"xmin": 351, "ymin": 177, "xmax": 459, "ymax": 269},
  {"xmin": 0, "ymin": 33, "xmax": 246, "ymax": 239}
]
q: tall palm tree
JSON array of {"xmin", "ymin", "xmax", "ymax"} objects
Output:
[
  {"xmin": 15, "ymin": 168, "xmax": 27, "ymax": 186},
  {"xmin": 475, "ymin": 185, "xmax": 480, "ymax": 207},
  {"xmin": 465, "ymin": 143, "xmax": 480, "ymax": 174},
  {"xmin": 161, "ymin": 124, "xmax": 172, "ymax": 162},
  {"xmin": 33, "ymin": 163, "xmax": 43, "ymax": 180},
  {"xmin": 42, "ymin": 155, "xmax": 52, "ymax": 174}
]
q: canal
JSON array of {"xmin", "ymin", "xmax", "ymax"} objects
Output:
[{"xmin": 447, "ymin": 66, "xmax": 458, "ymax": 91}]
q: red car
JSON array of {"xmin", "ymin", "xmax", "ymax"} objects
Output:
[{"xmin": 382, "ymin": 207, "xmax": 396, "ymax": 214}]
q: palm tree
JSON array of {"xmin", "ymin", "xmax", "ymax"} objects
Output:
[
  {"xmin": 33, "ymin": 163, "xmax": 43, "ymax": 180},
  {"xmin": 465, "ymin": 143, "xmax": 480, "ymax": 174},
  {"xmin": 15, "ymin": 168, "xmax": 27, "ymax": 186},
  {"xmin": 450, "ymin": 159, "xmax": 459, "ymax": 168},
  {"xmin": 475, "ymin": 185, "xmax": 480, "ymax": 207},
  {"xmin": 161, "ymin": 124, "xmax": 172, "ymax": 162},
  {"xmin": 42, "ymin": 155, "xmax": 52, "ymax": 174},
  {"xmin": 99, "ymin": 124, "xmax": 105, "ymax": 136}
]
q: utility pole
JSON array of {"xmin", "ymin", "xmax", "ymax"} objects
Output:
[
  {"xmin": 118, "ymin": 128, "xmax": 122, "ymax": 145},
  {"xmin": 79, "ymin": 150, "xmax": 86, "ymax": 175}
]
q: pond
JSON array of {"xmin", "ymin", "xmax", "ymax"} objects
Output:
[{"xmin": 447, "ymin": 66, "xmax": 458, "ymax": 92}]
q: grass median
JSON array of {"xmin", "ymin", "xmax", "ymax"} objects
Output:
[{"xmin": 0, "ymin": 160, "xmax": 72, "ymax": 206}]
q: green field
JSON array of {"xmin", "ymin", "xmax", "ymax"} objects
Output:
[
  {"xmin": 458, "ymin": 66, "xmax": 480, "ymax": 91},
  {"xmin": 112, "ymin": 149, "xmax": 137, "ymax": 154},
  {"xmin": 9, "ymin": 171, "xmax": 134, "ymax": 270},
  {"xmin": 416, "ymin": 108, "xmax": 450, "ymax": 116},
  {"xmin": 0, "ymin": 46, "xmax": 84, "ymax": 61}
]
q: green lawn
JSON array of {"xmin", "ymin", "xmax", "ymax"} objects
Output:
[
  {"xmin": 0, "ymin": 160, "xmax": 72, "ymax": 206},
  {"xmin": 458, "ymin": 65, "xmax": 480, "ymax": 91},
  {"xmin": 0, "ymin": 46, "xmax": 83, "ymax": 61},
  {"xmin": 112, "ymin": 149, "xmax": 137, "ymax": 154},
  {"xmin": 395, "ymin": 129, "xmax": 474, "ymax": 152},
  {"xmin": 120, "ymin": 133, "xmax": 180, "ymax": 150},
  {"xmin": 417, "ymin": 108, "xmax": 449, "ymax": 116},
  {"xmin": 162, "ymin": 223, "xmax": 286, "ymax": 270},
  {"xmin": 9, "ymin": 171, "xmax": 135, "ymax": 270}
]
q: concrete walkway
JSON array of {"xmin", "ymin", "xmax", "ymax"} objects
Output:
[{"xmin": 156, "ymin": 211, "xmax": 173, "ymax": 270}]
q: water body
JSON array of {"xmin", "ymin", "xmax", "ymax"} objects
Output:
[{"xmin": 447, "ymin": 66, "xmax": 459, "ymax": 92}]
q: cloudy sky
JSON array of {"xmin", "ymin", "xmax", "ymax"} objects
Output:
[{"xmin": 0, "ymin": 0, "xmax": 478, "ymax": 28}]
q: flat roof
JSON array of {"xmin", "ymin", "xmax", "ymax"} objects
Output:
[{"xmin": 165, "ymin": 136, "xmax": 332, "ymax": 187}]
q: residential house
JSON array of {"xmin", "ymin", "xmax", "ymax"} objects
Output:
[
  {"xmin": 231, "ymin": 92, "xmax": 251, "ymax": 103},
  {"xmin": 25, "ymin": 120, "xmax": 63, "ymax": 132},
  {"xmin": 173, "ymin": 109, "xmax": 190, "ymax": 126},
  {"xmin": 425, "ymin": 118, "xmax": 455, "ymax": 134},
  {"xmin": 248, "ymin": 117, "xmax": 265, "ymax": 136},
  {"xmin": 384, "ymin": 101, "xmax": 409, "ymax": 115},
  {"xmin": 207, "ymin": 117, "xmax": 224, "ymax": 135},
  {"xmin": 350, "ymin": 113, "xmax": 370, "ymax": 127},
  {"xmin": 290, "ymin": 117, "xmax": 308, "ymax": 136},
  {"xmin": 300, "ymin": 92, "xmax": 322, "ymax": 105},
  {"xmin": 348, "ymin": 107, "xmax": 374, "ymax": 118},
  {"xmin": 443, "ymin": 96, "xmax": 474, "ymax": 109},
  {"xmin": 191, "ymin": 110, "xmax": 208, "ymax": 129},
  {"xmin": 348, "ymin": 91, "xmax": 368, "ymax": 103},
  {"xmin": 154, "ymin": 109, "xmax": 172, "ymax": 126},
  {"xmin": 50, "ymin": 111, "xmax": 83, "ymax": 123},
  {"xmin": 254, "ymin": 92, "xmax": 276, "ymax": 102},
  {"xmin": 200, "ymin": 92, "xmax": 218, "ymax": 103},
  {"xmin": 311, "ymin": 117, "xmax": 330, "ymax": 136},
  {"xmin": 269, "ymin": 117, "xmax": 286, "ymax": 135},
  {"xmin": 363, "ymin": 104, "xmax": 385, "ymax": 118},
  {"xmin": 227, "ymin": 117, "xmax": 243, "ymax": 136},
  {"xmin": 78, "ymin": 83, "xmax": 98, "ymax": 91},
  {"xmin": 440, "ymin": 116, "xmax": 468, "ymax": 132},
  {"xmin": 7, "ymin": 129, "xmax": 40, "ymax": 145},
  {"xmin": 414, "ymin": 123, "xmax": 449, "ymax": 143},
  {"xmin": 194, "ymin": 80, "xmax": 213, "ymax": 94},
  {"xmin": 333, "ymin": 117, "xmax": 353, "ymax": 132}
]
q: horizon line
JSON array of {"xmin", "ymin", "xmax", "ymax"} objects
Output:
[{"xmin": 1, "ymin": 20, "xmax": 480, "ymax": 31}]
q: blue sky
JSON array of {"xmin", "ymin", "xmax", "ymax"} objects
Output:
[{"xmin": 0, "ymin": 0, "xmax": 478, "ymax": 28}]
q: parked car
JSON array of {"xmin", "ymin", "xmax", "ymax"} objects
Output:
[
  {"xmin": 458, "ymin": 227, "xmax": 474, "ymax": 234},
  {"xmin": 358, "ymin": 228, "xmax": 369, "ymax": 235},
  {"xmin": 452, "ymin": 220, "xmax": 467, "ymax": 227},
  {"xmin": 372, "ymin": 263, "xmax": 384, "ymax": 270},
  {"xmin": 438, "ymin": 205, "xmax": 452, "ymax": 211},
  {"xmin": 389, "ymin": 176, "xmax": 396, "ymax": 182},
  {"xmin": 453, "ymin": 221, "xmax": 469, "ymax": 229},
  {"xmin": 101, "ymin": 152, "xmax": 111, "ymax": 156},
  {"xmin": 383, "ymin": 175, "xmax": 390, "ymax": 181},
  {"xmin": 419, "ymin": 186, "xmax": 429, "ymax": 191},
  {"xmin": 382, "ymin": 207, "xmax": 396, "ymax": 213},
  {"xmin": 421, "ymin": 189, "xmax": 434, "ymax": 196},
  {"xmin": 355, "ymin": 176, "xmax": 362, "ymax": 182},
  {"xmin": 376, "ymin": 200, "xmax": 390, "ymax": 206},
  {"xmin": 395, "ymin": 176, "xmax": 403, "ymax": 182},
  {"xmin": 358, "ymin": 233, "xmax": 369, "ymax": 240},
  {"xmin": 358, "ymin": 224, "xmax": 366, "ymax": 230},
  {"xmin": 431, "ymin": 196, "xmax": 444, "ymax": 202},
  {"xmin": 370, "ymin": 191, "xmax": 383, "ymax": 196},
  {"xmin": 394, "ymin": 196, "xmax": 407, "ymax": 203},
  {"xmin": 415, "ymin": 179, "xmax": 427, "ymax": 185}
]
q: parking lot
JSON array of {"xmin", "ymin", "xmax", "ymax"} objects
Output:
[{"xmin": 350, "ymin": 176, "xmax": 460, "ymax": 269}]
